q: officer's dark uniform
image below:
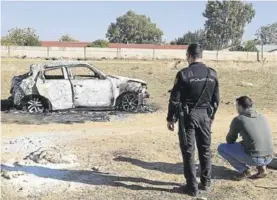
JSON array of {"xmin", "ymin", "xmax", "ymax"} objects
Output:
[{"xmin": 167, "ymin": 62, "xmax": 219, "ymax": 192}]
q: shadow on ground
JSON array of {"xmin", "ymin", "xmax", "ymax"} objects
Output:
[
  {"xmin": 1, "ymin": 164, "xmax": 178, "ymax": 193},
  {"xmin": 268, "ymin": 157, "xmax": 277, "ymax": 170},
  {"xmin": 113, "ymin": 156, "xmax": 238, "ymax": 180},
  {"xmin": 1, "ymin": 156, "xmax": 238, "ymax": 194}
]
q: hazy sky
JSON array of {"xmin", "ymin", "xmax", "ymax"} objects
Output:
[{"xmin": 2, "ymin": 1, "xmax": 277, "ymax": 42}]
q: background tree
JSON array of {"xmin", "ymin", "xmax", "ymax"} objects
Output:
[
  {"xmin": 106, "ymin": 10, "xmax": 163, "ymax": 44},
  {"xmin": 230, "ymin": 39, "xmax": 258, "ymax": 52},
  {"xmin": 243, "ymin": 40, "xmax": 258, "ymax": 52},
  {"xmin": 170, "ymin": 29, "xmax": 208, "ymax": 49},
  {"xmin": 59, "ymin": 34, "xmax": 78, "ymax": 42},
  {"xmin": 2, "ymin": 27, "xmax": 41, "ymax": 46},
  {"xmin": 1, "ymin": 37, "xmax": 14, "ymax": 46},
  {"xmin": 203, "ymin": 1, "xmax": 255, "ymax": 50},
  {"xmin": 256, "ymin": 22, "xmax": 277, "ymax": 45},
  {"xmin": 87, "ymin": 39, "xmax": 109, "ymax": 48}
]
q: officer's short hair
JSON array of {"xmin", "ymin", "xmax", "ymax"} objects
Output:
[
  {"xmin": 236, "ymin": 96, "xmax": 253, "ymax": 109},
  {"xmin": 187, "ymin": 43, "xmax": 203, "ymax": 59}
]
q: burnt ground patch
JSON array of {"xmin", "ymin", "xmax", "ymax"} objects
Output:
[
  {"xmin": 1, "ymin": 110, "xmax": 110, "ymax": 124},
  {"xmin": 1, "ymin": 104, "xmax": 159, "ymax": 125},
  {"xmin": 1, "ymin": 99, "xmax": 14, "ymax": 111}
]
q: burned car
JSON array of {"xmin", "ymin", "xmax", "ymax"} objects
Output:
[{"xmin": 9, "ymin": 61, "xmax": 149, "ymax": 113}]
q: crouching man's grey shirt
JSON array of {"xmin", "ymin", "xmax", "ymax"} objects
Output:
[{"xmin": 226, "ymin": 109, "xmax": 274, "ymax": 157}]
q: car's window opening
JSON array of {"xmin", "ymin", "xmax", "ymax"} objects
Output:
[
  {"xmin": 44, "ymin": 68, "xmax": 65, "ymax": 80},
  {"xmin": 69, "ymin": 65, "xmax": 99, "ymax": 80}
]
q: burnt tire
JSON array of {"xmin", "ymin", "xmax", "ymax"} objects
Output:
[
  {"xmin": 120, "ymin": 93, "xmax": 139, "ymax": 112},
  {"xmin": 23, "ymin": 96, "xmax": 47, "ymax": 114}
]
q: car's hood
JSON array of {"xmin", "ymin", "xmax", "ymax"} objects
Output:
[{"xmin": 107, "ymin": 75, "xmax": 146, "ymax": 84}]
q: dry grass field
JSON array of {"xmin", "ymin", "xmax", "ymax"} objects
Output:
[{"xmin": 1, "ymin": 58, "xmax": 277, "ymax": 200}]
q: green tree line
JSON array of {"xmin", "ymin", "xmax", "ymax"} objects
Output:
[{"xmin": 1, "ymin": 1, "xmax": 277, "ymax": 51}]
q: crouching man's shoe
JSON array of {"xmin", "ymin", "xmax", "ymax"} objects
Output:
[
  {"xmin": 253, "ymin": 166, "xmax": 268, "ymax": 179},
  {"xmin": 173, "ymin": 185, "xmax": 199, "ymax": 197}
]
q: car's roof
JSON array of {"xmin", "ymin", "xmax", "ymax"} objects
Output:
[
  {"xmin": 45, "ymin": 61, "xmax": 90, "ymax": 68},
  {"xmin": 30, "ymin": 61, "xmax": 91, "ymax": 71}
]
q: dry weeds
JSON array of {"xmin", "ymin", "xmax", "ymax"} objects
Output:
[{"xmin": 1, "ymin": 59, "xmax": 277, "ymax": 200}]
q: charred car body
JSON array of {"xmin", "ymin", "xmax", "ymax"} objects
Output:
[{"xmin": 10, "ymin": 61, "xmax": 149, "ymax": 113}]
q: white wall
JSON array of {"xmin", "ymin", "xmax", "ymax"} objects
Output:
[
  {"xmin": 155, "ymin": 49, "xmax": 187, "ymax": 60},
  {"xmin": 9, "ymin": 46, "xmax": 47, "ymax": 57},
  {"xmin": 1, "ymin": 46, "xmax": 9, "ymax": 57},
  {"xmin": 48, "ymin": 47, "xmax": 84, "ymax": 58},
  {"xmin": 1, "ymin": 46, "xmax": 276, "ymax": 62},
  {"xmin": 86, "ymin": 47, "xmax": 118, "ymax": 59},
  {"xmin": 203, "ymin": 51, "xmax": 218, "ymax": 60},
  {"xmin": 119, "ymin": 48, "xmax": 153, "ymax": 59},
  {"xmin": 263, "ymin": 52, "xmax": 276, "ymax": 61}
]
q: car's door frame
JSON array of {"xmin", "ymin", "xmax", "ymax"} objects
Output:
[
  {"xmin": 66, "ymin": 64, "xmax": 115, "ymax": 108},
  {"xmin": 36, "ymin": 66, "xmax": 75, "ymax": 110}
]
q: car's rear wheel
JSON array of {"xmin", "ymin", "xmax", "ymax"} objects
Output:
[
  {"xmin": 23, "ymin": 96, "xmax": 47, "ymax": 113},
  {"xmin": 120, "ymin": 93, "xmax": 139, "ymax": 112}
]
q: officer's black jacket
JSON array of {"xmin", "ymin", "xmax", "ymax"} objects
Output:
[{"xmin": 167, "ymin": 62, "xmax": 220, "ymax": 122}]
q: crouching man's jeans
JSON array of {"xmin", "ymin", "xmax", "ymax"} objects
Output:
[{"xmin": 218, "ymin": 143, "xmax": 273, "ymax": 173}]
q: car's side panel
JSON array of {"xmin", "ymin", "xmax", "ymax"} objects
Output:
[
  {"xmin": 36, "ymin": 67, "xmax": 74, "ymax": 110},
  {"xmin": 71, "ymin": 79, "xmax": 114, "ymax": 107},
  {"xmin": 67, "ymin": 65, "xmax": 114, "ymax": 107},
  {"xmin": 108, "ymin": 80, "xmax": 121, "ymax": 106}
]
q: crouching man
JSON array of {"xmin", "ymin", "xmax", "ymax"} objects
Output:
[{"xmin": 218, "ymin": 96, "xmax": 274, "ymax": 180}]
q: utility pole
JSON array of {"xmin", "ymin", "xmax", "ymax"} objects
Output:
[
  {"xmin": 258, "ymin": 27, "xmax": 265, "ymax": 61},
  {"xmin": 260, "ymin": 32, "xmax": 264, "ymax": 61}
]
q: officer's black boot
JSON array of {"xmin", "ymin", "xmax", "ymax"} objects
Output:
[
  {"xmin": 198, "ymin": 181, "xmax": 211, "ymax": 192},
  {"xmin": 174, "ymin": 184, "xmax": 199, "ymax": 197}
]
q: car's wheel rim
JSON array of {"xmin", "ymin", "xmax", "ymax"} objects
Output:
[
  {"xmin": 122, "ymin": 93, "xmax": 139, "ymax": 112},
  {"xmin": 26, "ymin": 98, "xmax": 44, "ymax": 113}
]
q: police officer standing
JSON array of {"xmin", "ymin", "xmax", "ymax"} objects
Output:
[{"xmin": 167, "ymin": 43, "xmax": 219, "ymax": 196}]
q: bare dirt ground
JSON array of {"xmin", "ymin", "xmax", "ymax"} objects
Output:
[{"xmin": 1, "ymin": 59, "xmax": 277, "ymax": 200}]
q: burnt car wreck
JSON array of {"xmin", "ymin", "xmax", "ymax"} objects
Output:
[{"xmin": 9, "ymin": 61, "xmax": 149, "ymax": 113}]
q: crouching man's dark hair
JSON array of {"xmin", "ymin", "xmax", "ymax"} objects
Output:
[{"xmin": 236, "ymin": 96, "xmax": 253, "ymax": 109}]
